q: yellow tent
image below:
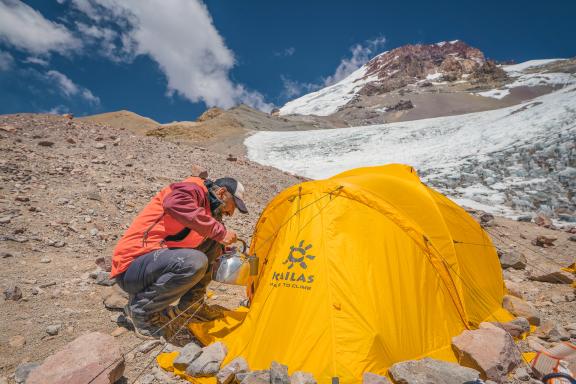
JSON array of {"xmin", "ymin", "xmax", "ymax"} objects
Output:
[{"xmin": 184, "ymin": 164, "xmax": 513, "ymax": 383}]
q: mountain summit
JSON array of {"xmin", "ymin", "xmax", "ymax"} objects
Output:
[
  {"xmin": 358, "ymin": 40, "xmax": 505, "ymax": 93},
  {"xmin": 279, "ymin": 41, "xmax": 571, "ymax": 127}
]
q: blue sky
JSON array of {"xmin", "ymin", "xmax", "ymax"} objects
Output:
[{"xmin": 0, "ymin": 0, "xmax": 574, "ymax": 123}]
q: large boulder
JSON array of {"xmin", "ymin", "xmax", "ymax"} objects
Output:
[
  {"xmin": 502, "ymin": 295, "xmax": 541, "ymax": 325},
  {"xmin": 451, "ymin": 323, "xmax": 522, "ymax": 382},
  {"xmin": 26, "ymin": 332, "xmax": 124, "ymax": 384},
  {"xmin": 388, "ymin": 358, "xmax": 480, "ymax": 384}
]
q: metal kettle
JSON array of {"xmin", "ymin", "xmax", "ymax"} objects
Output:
[{"xmin": 212, "ymin": 239, "xmax": 259, "ymax": 286}]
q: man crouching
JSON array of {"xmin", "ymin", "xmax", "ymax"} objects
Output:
[{"xmin": 110, "ymin": 175, "xmax": 247, "ymax": 339}]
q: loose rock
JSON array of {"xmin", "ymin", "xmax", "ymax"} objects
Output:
[
  {"xmin": 173, "ymin": 342, "xmax": 202, "ymax": 371},
  {"xmin": 480, "ymin": 213, "xmax": 495, "ymax": 227},
  {"xmin": 15, "ymin": 362, "xmax": 40, "ymax": 384},
  {"xmin": 534, "ymin": 320, "xmax": 571, "ymax": 342},
  {"xmin": 492, "ymin": 317, "xmax": 530, "ymax": 338},
  {"xmin": 8, "ymin": 335, "xmax": 26, "ymax": 348},
  {"xmin": 532, "ymin": 235, "xmax": 556, "ymax": 247},
  {"xmin": 110, "ymin": 327, "xmax": 127, "ymax": 337},
  {"xmin": 138, "ymin": 339, "xmax": 162, "ymax": 354},
  {"xmin": 389, "ymin": 358, "xmax": 479, "ymax": 384},
  {"xmin": 136, "ymin": 373, "xmax": 155, "ymax": 384},
  {"xmin": 46, "ymin": 324, "xmax": 62, "ymax": 336},
  {"xmin": 451, "ymin": 322, "xmax": 522, "ymax": 382},
  {"xmin": 514, "ymin": 367, "xmax": 532, "ymax": 381},
  {"xmin": 528, "ymin": 267, "xmax": 574, "ymax": 284},
  {"xmin": 103, "ymin": 290, "xmax": 128, "ymax": 309},
  {"xmin": 270, "ymin": 361, "xmax": 289, "ymax": 384},
  {"xmin": 362, "ymin": 372, "xmax": 392, "ymax": 384},
  {"xmin": 241, "ymin": 370, "xmax": 271, "ymax": 384},
  {"xmin": 534, "ymin": 215, "xmax": 553, "ymax": 228},
  {"xmin": 26, "ymin": 332, "xmax": 124, "ymax": 384},
  {"xmin": 95, "ymin": 271, "xmax": 116, "ymax": 286},
  {"xmin": 216, "ymin": 356, "xmax": 249, "ymax": 384},
  {"xmin": 3, "ymin": 285, "xmax": 22, "ymax": 301},
  {"xmin": 191, "ymin": 164, "xmax": 209, "ymax": 179},
  {"xmin": 186, "ymin": 342, "xmax": 228, "ymax": 377},
  {"xmin": 498, "ymin": 250, "xmax": 527, "ymax": 270},
  {"xmin": 502, "ymin": 295, "xmax": 541, "ymax": 325},
  {"xmin": 290, "ymin": 371, "xmax": 317, "ymax": 384},
  {"xmin": 504, "ymin": 280, "xmax": 524, "ymax": 298}
]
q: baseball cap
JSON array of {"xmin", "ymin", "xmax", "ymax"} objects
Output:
[{"xmin": 214, "ymin": 177, "xmax": 248, "ymax": 214}]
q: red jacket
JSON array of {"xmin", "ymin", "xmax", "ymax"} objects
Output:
[{"xmin": 111, "ymin": 177, "xmax": 226, "ymax": 277}]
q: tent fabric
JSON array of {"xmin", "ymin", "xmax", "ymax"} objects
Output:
[{"xmin": 180, "ymin": 164, "xmax": 512, "ymax": 383}]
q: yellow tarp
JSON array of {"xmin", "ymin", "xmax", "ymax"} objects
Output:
[
  {"xmin": 162, "ymin": 164, "xmax": 513, "ymax": 384},
  {"xmin": 562, "ymin": 263, "xmax": 576, "ymax": 288}
]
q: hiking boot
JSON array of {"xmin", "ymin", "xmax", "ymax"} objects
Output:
[
  {"xmin": 124, "ymin": 305, "xmax": 169, "ymax": 340},
  {"xmin": 168, "ymin": 301, "xmax": 224, "ymax": 322}
]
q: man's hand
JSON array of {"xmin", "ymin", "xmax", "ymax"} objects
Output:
[{"xmin": 221, "ymin": 230, "xmax": 238, "ymax": 245}]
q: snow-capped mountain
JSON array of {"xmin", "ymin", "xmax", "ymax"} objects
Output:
[
  {"xmin": 279, "ymin": 41, "xmax": 574, "ymax": 128},
  {"xmin": 279, "ymin": 40, "xmax": 492, "ymax": 116},
  {"xmin": 248, "ymin": 84, "xmax": 576, "ymax": 221}
]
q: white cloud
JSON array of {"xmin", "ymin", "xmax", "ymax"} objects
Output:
[
  {"xmin": 280, "ymin": 75, "xmax": 321, "ymax": 99},
  {"xmin": 275, "ymin": 47, "xmax": 295, "ymax": 57},
  {"xmin": 23, "ymin": 56, "xmax": 50, "ymax": 66},
  {"xmin": 74, "ymin": 21, "xmax": 128, "ymax": 62},
  {"xmin": 0, "ymin": 0, "xmax": 80, "ymax": 54},
  {"xmin": 81, "ymin": 88, "xmax": 100, "ymax": 104},
  {"xmin": 280, "ymin": 37, "xmax": 387, "ymax": 100},
  {"xmin": 323, "ymin": 36, "xmax": 386, "ymax": 85},
  {"xmin": 0, "ymin": 50, "xmax": 14, "ymax": 71},
  {"xmin": 47, "ymin": 105, "xmax": 70, "ymax": 114},
  {"xmin": 1, "ymin": 0, "xmax": 273, "ymax": 112},
  {"xmin": 46, "ymin": 70, "xmax": 100, "ymax": 105},
  {"xmin": 46, "ymin": 70, "xmax": 78, "ymax": 96},
  {"xmin": 69, "ymin": 0, "xmax": 272, "ymax": 111}
]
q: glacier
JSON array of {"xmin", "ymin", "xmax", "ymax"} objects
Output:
[{"xmin": 246, "ymin": 86, "xmax": 576, "ymax": 219}]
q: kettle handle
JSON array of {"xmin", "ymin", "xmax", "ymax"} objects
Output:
[{"xmin": 236, "ymin": 239, "xmax": 247, "ymax": 253}]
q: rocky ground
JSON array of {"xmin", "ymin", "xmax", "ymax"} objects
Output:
[
  {"xmin": 0, "ymin": 113, "xmax": 301, "ymax": 383},
  {"xmin": 0, "ymin": 113, "xmax": 574, "ymax": 384}
]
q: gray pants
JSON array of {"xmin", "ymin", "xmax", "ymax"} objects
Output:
[{"xmin": 116, "ymin": 240, "xmax": 222, "ymax": 319}]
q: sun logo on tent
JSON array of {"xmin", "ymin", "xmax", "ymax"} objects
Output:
[{"xmin": 284, "ymin": 240, "xmax": 315, "ymax": 270}]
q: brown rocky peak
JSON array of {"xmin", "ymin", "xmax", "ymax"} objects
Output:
[
  {"xmin": 196, "ymin": 107, "xmax": 224, "ymax": 122},
  {"xmin": 364, "ymin": 40, "xmax": 485, "ymax": 78},
  {"xmin": 357, "ymin": 41, "xmax": 488, "ymax": 95}
]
